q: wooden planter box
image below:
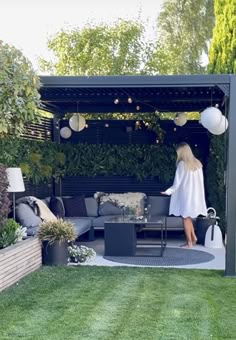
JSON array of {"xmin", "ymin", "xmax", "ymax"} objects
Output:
[{"xmin": 0, "ymin": 237, "xmax": 42, "ymax": 292}]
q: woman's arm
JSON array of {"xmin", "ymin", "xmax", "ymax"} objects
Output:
[{"xmin": 162, "ymin": 161, "xmax": 186, "ymax": 195}]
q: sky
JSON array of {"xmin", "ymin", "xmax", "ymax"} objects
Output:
[{"xmin": 0, "ymin": 0, "xmax": 163, "ymax": 72}]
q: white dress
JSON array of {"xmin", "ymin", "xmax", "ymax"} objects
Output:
[{"xmin": 165, "ymin": 161, "xmax": 207, "ymax": 218}]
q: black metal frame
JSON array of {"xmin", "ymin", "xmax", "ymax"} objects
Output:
[
  {"xmin": 39, "ymin": 74, "xmax": 236, "ymax": 276},
  {"xmin": 136, "ymin": 216, "xmax": 167, "ymax": 257}
]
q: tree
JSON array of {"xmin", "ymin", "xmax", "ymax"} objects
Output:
[
  {"xmin": 145, "ymin": 0, "xmax": 215, "ymax": 75},
  {"xmin": 206, "ymin": 0, "xmax": 236, "ymax": 232},
  {"xmin": 0, "ymin": 41, "xmax": 41, "ymax": 136},
  {"xmin": 39, "ymin": 20, "xmax": 149, "ymax": 76},
  {"xmin": 208, "ymin": 0, "xmax": 236, "ymax": 73}
]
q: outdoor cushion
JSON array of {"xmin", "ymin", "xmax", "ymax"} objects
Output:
[
  {"xmin": 64, "ymin": 217, "xmax": 92, "ymax": 236},
  {"xmin": 99, "ymin": 202, "xmax": 122, "ymax": 216},
  {"xmin": 49, "ymin": 196, "xmax": 65, "ymax": 218},
  {"xmin": 95, "ymin": 192, "xmax": 146, "ymax": 215},
  {"xmin": 63, "ymin": 196, "xmax": 87, "ymax": 217},
  {"xmin": 15, "ymin": 203, "xmax": 42, "ymax": 228},
  {"xmin": 166, "ymin": 216, "xmax": 183, "ymax": 229},
  {"xmin": 147, "ymin": 196, "xmax": 170, "ymax": 216},
  {"xmin": 26, "ymin": 226, "xmax": 38, "ymax": 236},
  {"xmin": 85, "ymin": 197, "xmax": 98, "ymax": 217}
]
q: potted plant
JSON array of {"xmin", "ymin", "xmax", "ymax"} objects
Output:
[
  {"xmin": 37, "ymin": 219, "xmax": 76, "ymax": 266},
  {"xmin": 68, "ymin": 244, "xmax": 96, "ymax": 264}
]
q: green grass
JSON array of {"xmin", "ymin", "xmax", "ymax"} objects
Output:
[{"xmin": 0, "ymin": 267, "xmax": 235, "ymax": 340}]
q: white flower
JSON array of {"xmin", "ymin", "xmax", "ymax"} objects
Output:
[
  {"xmin": 15, "ymin": 226, "xmax": 27, "ymax": 243},
  {"xmin": 68, "ymin": 244, "xmax": 96, "ymax": 263}
]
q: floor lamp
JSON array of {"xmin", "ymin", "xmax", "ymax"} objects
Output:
[{"xmin": 6, "ymin": 168, "xmax": 25, "ymax": 220}]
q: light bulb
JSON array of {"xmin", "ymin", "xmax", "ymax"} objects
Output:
[
  {"xmin": 114, "ymin": 98, "xmax": 119, "ymax": 104},
  {"xmin": 128, "ymin": 97, "xmax": 132, "ymax": 103}
]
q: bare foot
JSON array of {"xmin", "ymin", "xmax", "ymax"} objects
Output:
[
  {"xmin": 192, "ymin": 238, "xmax": 198, "ymax": 246},
  {"xmin": 180, "ymin": 242, "xmax": 193, "ymax": 248}
]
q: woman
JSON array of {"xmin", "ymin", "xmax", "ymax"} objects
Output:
[{"xmin": 161, "ymin": 142, "xmax": 207, "ymax": 248}]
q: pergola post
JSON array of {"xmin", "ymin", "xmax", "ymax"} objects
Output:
[
  {"xmin": 52, "ymin": 113, "xmax": 62, "ymax": 196},
  {"xmin": 225, "ymin": 75, "xmax": 236, "ymax": 276}
]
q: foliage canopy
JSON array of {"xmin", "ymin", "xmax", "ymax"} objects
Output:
[{"xmin": 0, "ymin": 41, "xmax": 41, "ymax": 136}]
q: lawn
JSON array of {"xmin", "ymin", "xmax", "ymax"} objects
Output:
[{"xmin": 0, "ymin": 266, "xmax": 235, "ymax": 340}]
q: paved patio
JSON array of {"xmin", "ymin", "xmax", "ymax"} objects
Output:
[{"xmin": 80, "ymin": 234, "xmax": 225, "ymax": 270}]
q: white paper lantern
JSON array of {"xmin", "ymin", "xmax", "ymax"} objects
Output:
[
  {"xmin": 174, "ymin": 113, "xmax": 187, "ymax": 126},
  {"xmin": 69, "ymin": 114, "xmax": 86, "ymax": 132},
  {"xmin": 200, "ymin": 107, "xmax": 222, "ymax": 130},
  {"xmin": 60, "ymin": 126, "xmax": 72, "ymax": 139},
  {"xmin": 208, "ymin": 115, "xmax": 228, "ymax": 135}
]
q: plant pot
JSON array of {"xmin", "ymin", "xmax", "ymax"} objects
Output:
[
  {"xmin": 42, "ymin": 240, "xmax": 68, "ymax": 266},
  {"xmin": 196, "ymin": 217, "xmax": 216, "ymax": 245}
]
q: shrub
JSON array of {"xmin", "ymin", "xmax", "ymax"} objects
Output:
[
  {"xmin": 0, "ymin": 41, "xmax": 41, "ymax": 136},
  {"xmin": 0, "ymin": 164, "xmax": 10, "ymax": 230},
  {"xmin": 0, "ymin": 219, "xmax": 21, "ymax": 249}
]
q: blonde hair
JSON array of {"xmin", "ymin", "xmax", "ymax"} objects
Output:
[{"xmin": 176, "ymin": 142, "xmax": 202, "ymax": 171}]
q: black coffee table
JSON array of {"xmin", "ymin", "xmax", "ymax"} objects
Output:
[{"xmin": 104, "ymin": 215, "xmax": 167, "ymax": 257}]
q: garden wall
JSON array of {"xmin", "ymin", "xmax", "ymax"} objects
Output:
[{"xmin": 0, "ymin": 237, "xmax": 42, "ymax": 292}]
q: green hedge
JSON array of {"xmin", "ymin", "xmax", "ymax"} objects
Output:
[
  {"xmin": 206, "ymin": 135, "xmax": 226, "ymax": 233},
  {"xmin": 0, "ymin": 138, "xmax": 176, "ymax": 184}
]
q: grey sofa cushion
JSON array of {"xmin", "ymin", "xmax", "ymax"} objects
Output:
[
  {"xmin": 166, "ymin": 216, "xmax": 183, "ymax": 229},
  {"xmin": 147, "ymin": 196, "xmax": 170, "ymax": 216},
  {"xmin": 99, "ymin": 202, "xmax": 122, "ymax": 216},
  {"xmin": 64, "ymin": 217, "xmax": 92, "ymax": 237},
  {"xmin": 85, "ymin": 197, "xmax": 98, "ymax": 217},
  {"xmin": 15, "ymin": 203, "xmax": 42, "ymax": 228},
  {"xmin": 26, "ymin": 226, "xmax": 38, "ymax": 236}
]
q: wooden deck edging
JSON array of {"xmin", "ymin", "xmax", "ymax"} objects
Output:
[{"xmin": 0, "ymin": 237, "xmax": 42, "ymax": 292}]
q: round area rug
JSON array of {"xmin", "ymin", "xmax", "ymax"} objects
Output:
[{"xmin": 104, "ymin": 247, "xmax": 215, "ymax": 266}]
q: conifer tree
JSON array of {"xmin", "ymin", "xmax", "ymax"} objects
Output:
[{"xmin": 208, "ymin": 0, "xmax": 236, "ymax": 73}]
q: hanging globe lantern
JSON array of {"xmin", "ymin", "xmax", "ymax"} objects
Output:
[
  {"xmin": 200, "ymin": 107, "xmax": 222, "ymax": 130},
  {"xmin": 60, "ymin": 126, "xmax": 72, "ymax": 139},
  {"xmin": 208, "ymin": 115, "xmax": 228, "ymax": 135},
  {"xmin": 69, "ymin": 114, "xmax": 86, "ymax": 132},
  {"xmin": 174, "ymin": 113, "xmax": 187, "ymax": 126}
]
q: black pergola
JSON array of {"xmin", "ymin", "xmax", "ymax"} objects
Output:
[{"xmin": 40, "ymin": 74, "xmax": 236, "ymax": 276}]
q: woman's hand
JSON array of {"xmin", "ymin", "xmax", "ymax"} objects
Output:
[{"xmin": 160, "ymin": 191, "xmax": 168, "ymax": 195}]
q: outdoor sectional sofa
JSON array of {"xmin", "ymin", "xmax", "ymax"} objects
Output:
[{"xmin": 15, "ymin": 193, "xmax": 186, "ymax": 239}]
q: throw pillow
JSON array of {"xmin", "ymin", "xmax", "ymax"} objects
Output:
[
  {"xmin": 34, "ymin": 199, "xmax": 57, "ymax": 222},
  {"xmin": 15, "ymin": 203, "xmax": 42, "ymax": 228},
  {"xmin": 49, "ymin": 196, "xmax": 65, "ymax": 218},
  {"xmin": 63, "ymin": 196, "xmax": 87, "ymax": 217},
  {"xmin": 99, "ymin": 202, "xmax": 122, "ymax": 216}
]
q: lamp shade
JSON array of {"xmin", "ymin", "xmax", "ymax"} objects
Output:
[
  {"xmin": 60, "ymin": 126, "xmax": 72, "ymax": 139},
  {"xmin": 208, "ymin": 115, "xmax": 228, "ymax": 135},
  {"xmin": 200, "ymin": 107, "xmax": 222, "ymax": 130},
  {"xmin": 6, "ymin": 168, "xmax": 25, "ymax": 192},
  {"xmin": 69, "ymin": 114, "xmax": 86, "ymax": 132}
]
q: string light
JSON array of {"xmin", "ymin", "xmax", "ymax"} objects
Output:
[
  {"xmin": 114, "ymin": 98, "xmax": 119, "ymax": 104},
  {"xmin": 136, "ymin": 105, "xmax": 140, "ymax": 111},
  {"xmin": 128, "ymin": 97, "xmax": 133, "ymax": 103},
  {"xmin": 105, "ymin": 123, "xmax": 109, "ymax": 128}
]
